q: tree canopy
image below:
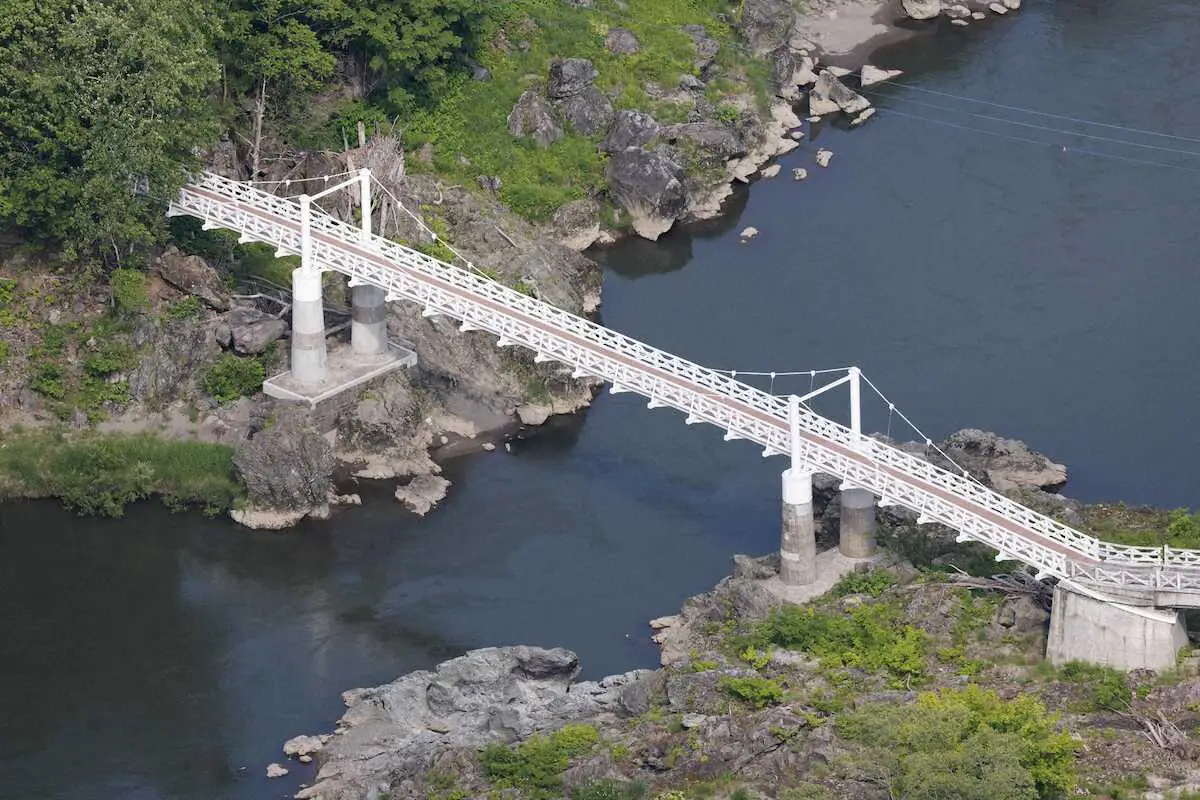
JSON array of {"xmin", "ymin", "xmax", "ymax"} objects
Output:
[{"xmin": 0, "ymin": 0, "xmax": 490, "ymax": 263}]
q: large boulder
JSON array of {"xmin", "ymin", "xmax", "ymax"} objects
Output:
[
  {"xmin": 807, "ymin": 70, "xmax": 871, "ymax": 116},
  {"xmin": 936, "ymin": 429, "xmax": 1069, "ymax": 492},
  {"xmin": 215, "ymin": 306, "xmax": 287, "ymax": 356},
  {"xmin": 550, "ymin": 198, "xmax": 602, "ymax": 251},
  {"xmin": 902, "ymin": 0, "xmax": 942, "ymax": 19},
  {"xmin": 547, "ymin": 57, "xmax": 598, "ymax": 99},
  {"xmin": 153, "ymin": 246, "xmax": 230, "ymax": 311},
  {"xmin": 601, "ymin": 109, "xmax": 661, "ymax": 153},
  {"xmin": 605, "ymin": 147, "xmax": 688, "ymax": 241},
  {"xmin": 233, "ymin": 410, "xmax": 334, "ymax": 511},
  {"xmin": 661, "ymin": 121, "xmax": 747, "ymax": 158},
  {"xmin": 507, "ymin": 89, "xmax": 564, "ymax": 147},
  {"xmin": 556, "ymin": 85, "xmax": 614, "ymax": 136},
  {"xmin": 604, "ymin": 27, "xmax": 640, "ymax": 54},
  {"xmin": 738, "ymin": 0, "xmax": 797, "ymax": 54},
  {"xmin": 683, "ymin": 24, "xmax": 720, "ymax": 73}
]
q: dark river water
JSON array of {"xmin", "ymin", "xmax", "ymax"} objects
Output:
[{"xmin": 4, "ymin": 2, "xmax": 1200, "ymax": 798}]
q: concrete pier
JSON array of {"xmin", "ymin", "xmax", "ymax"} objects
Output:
[
  {"xmin": 780, "ymin": 468, "xmax": 817, "ymax": 585},
  {"xmin": 1047, "ymin": 584, "xmax": 1188, "ymax": 672},
  {"xmin": 839, "ymin": 486, "xmax": 877, "ymax": 558},
  {"xmin": 291, "ymin": 268, "xmax": 327, "ymax": 386},
  {"xmin": 351, "ymin": 284, "xmax": 388, "ymax": 356}
]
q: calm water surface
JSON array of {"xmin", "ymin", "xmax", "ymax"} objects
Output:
[{"xmin": 3, "ymin": 2, "xmax": 1199, "ymax": 798}]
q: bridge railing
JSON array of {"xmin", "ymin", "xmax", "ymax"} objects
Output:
[{"xmin": 174, "ymin": 173, "xmax": 1200, "ymax": 590}]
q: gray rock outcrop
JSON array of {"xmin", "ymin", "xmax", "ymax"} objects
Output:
[
  {"xmin": 662, "ymin": 121, "xmax": 747, "ymax": 158},
  {"xmin": 233, "ymin": 410, "xmax": 334, "ymax": 512},
  {"xmin": 683, "ymin": 24, "xmax": 720, "ymax": 74},
  {"xmin": 550, "ymin": 198, "xmax": 602, "ymax": 251},
  {"xmin": 738, "ymin": 0, "xmax": 797, "ymax": 54},
  {"xmin": 557, "ymin": 86, "xmax": 614, "ymax": 136},
  {"xmin": 128, "ymin": 313, "xmax": 221, "ymax": 406},
  {"xmin": 902, "ymin": 0, "xmax": 942, "ymax": 19},
  {"xmin": 547, "ymin": 57, "xmax": 599, "ymax": 99},
  {"xmin": 215, "ymin": 306, "xmax": 286, "ymax": 356},
  {"xmin": 292, "ymin": 646, "xmax": 655, "ymax": 800},
  {"xmin": 936, "ymin": 429, "xmax": 1069, "ymax": 492},
  {"xmin": 808, "ymin": 70, "xmax": 871, "ymax": 116},
  {"xmin": 601, "ymin": 110, "xmax": 661, "ymax": 153},
  {"xmin": 153, "ymin": 246, "xmax": 230, "ymax": 311},
  {"xmin": 604, "ymin": 27, "xmax": 640, "ymax": 54},
  {"xmin": 395, "ymin": 473, "xmax": 451, "ymax": 516},
  {"xmin": 507, "ymin": 89, "xmax": 564, "ymax": 147},
  {"xmin": 605, "ymin": 147, "xmax": 688, "ymax": 240}
]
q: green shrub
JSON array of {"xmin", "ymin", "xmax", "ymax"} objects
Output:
[
  {"xmin": 1057, "ymin": 661, "xmax": 1129, "ymax": 711},
  {"xmin": 758, "ymin": 601, "xmax": 928, "ymax": 686},
  {"xmin": 836, "ymin": 686, "xmax": 1077, "ymax": 800},
  {"xmin": 30, "ymin": 361, "xmax": 67, "ymax": 399},
  {"xmin": 163, "ymin": 296, "xmax": 205, "ymax": 321},
  {"xmin": 203, "ymin": 354, "xmax": 265, "ymax": 403},
  {"xmin": 829, "ymin": 568, "xmax": 895, "ymax": 598},
  {"xmin": 481, "ymin": 724, "xmax": 600, "ymax": 799},
  {"xmin": 110, "ymin": 268, "xmax": 148, "ymax": 315},
  {"xmin": 719, "ymin": 674, "xmax": 783, "ymax": 709},
  {"xmin": 573, "ymin": 779, "xmax": 646, "ymax": 800}
]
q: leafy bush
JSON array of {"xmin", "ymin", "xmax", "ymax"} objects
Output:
[
  {"xmin": 719, "ymin": 674, "xmax": 783, "ymax": 708},
  {"xmin": 1057, "ymin": 661, "xmax": 1129, "ymax": 711},
  {"xmin": 203, "ymin": 354, "xmax": 266, "ymax": 403},
  {"xmin": 573, "ymin": 779, "xmax": 646, "ymax": 800},
  {"xmin": 481, "ymin": 724, "xmax": 600, "ymax": 799},
  {"xmin": 757, "ymin": 601, "xmax": 928, "ymax": 686},
  {"xmin": 163, "ymin": 296, "xmax": 205, "ymax": 321},
  {"xmin": 110, "ymin": 268, "xmax": 148, "ymax": 315},
  {"xmin": 30, "ymin": 361, "xmax": 67, "ymax": 399},
  {"xmin": 836, "ymin": 686, "xmax": 1077, "ymax": 800},
  {"xmin": 829, "ymin": 568, "xmax": 895, "ymax": 598}
]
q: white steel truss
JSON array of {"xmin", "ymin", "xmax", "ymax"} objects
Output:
[{"xmin": 170, "ymin": 172, "xmax": 1200, "ymax": 597}]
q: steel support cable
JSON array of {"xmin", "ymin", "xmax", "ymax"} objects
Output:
[{"xmin": 861, "ymin": 90, "xmax": 1200, "ymax": 159}]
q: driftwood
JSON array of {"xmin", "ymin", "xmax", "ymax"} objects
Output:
[{"xmin": 1128, "ymin": 710, "xmax": 1198, "ymax": 759}]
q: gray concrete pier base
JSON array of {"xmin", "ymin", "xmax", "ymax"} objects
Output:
[
  {"xmin": 1047, "ymin": 584, "xmax": 1187, "ymax": 672},
  {"xmin": 351, "ymin": 284, "xmax": 388, "ymax": 356},
  {"xmin": 780, "ymin": 468, "xmax": 817, "ymax": 586},
  {"xmin": 838, "ymin": 486, "xmax": 877, "ymax": 558},
  {"xmin": 291, "ymin": 268, "xmax": 328, "ymax": 386}
]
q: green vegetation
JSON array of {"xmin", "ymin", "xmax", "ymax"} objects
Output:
[
  {"xmin": 26, "ymin": 316, "xmax": 140, "ymax": 420},
  {"xmin": 719, "ymin": 674, "xmax": 783, "ymax": 709},
  {"xmin": 110, "ymin": 268, "xmax": 149, "ymax": 315},
  {"xmin": 203, "ymin": 354, "xmax": 267, "ymax": 404},
  {"xmin": 0, "ymin": 428, "xmax": 240, "ymax": 516},
  {"xmin": 836, "ymin": 686, "xmax": 1078, "ymax": 800},
  {"xmin": 1056, "ymin": 661, "xmax": 1129, "ymax": 712},
  {"xmin": 748, "ymin": 600, "xmax": 929, "ymax": 687},
  {"xmin": 1083, "ymin": 504, "xmax": 1200, "ymax": 550},
  {"xmin": 573, "ymin": 779, "xmax": 647, "ymax": 800},
  {"xmin": 829, "ymin": 568, "xmax": 896, "ymax": 598},
  {"xmin": 480, "ymin": 724, "xmax": 600, "ymax": 799}
]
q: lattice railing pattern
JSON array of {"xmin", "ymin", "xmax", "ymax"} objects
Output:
[{"xmin": 170, "ymin": 173, "xmax": 1200, "ymax": 594}]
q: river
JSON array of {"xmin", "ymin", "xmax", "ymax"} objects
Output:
[{"xmin": 3, "ymin": 1, "xmax": 1199, "ymax": 797}]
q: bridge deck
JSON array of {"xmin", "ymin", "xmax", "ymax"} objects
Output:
[{"xmin": 171, "ymin": 173, "xmax": 1200, "ymax": 606}]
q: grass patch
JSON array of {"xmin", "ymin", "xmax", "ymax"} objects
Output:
[
  {"xmin": 1057, "ymin": 661, "xmax": 1130, "ymax": 712},
  {"xmin": 0, "ymin": 428, "xmax": 241, "ymax": 517},
  {"xmin": 203, "ymin": 353, "xmax": 266, "ymax": 404},
  {"xmin": 719, "ymin": 674, "xmax": 783, "ymax": 709},
  {"xmin": 745, "ymin": 599, "xmax": 929, "ymax": 687},
  {"xmin": 829, "ymin": 568, "xmax": 896, "ymax": 598},
  {"xmin": 480, "ymin": 723, "xmax": 600, "ymax": 799}
]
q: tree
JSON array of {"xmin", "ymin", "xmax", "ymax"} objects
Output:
[{"xmin": 0, "ymin": 0, "xmax": 220, "ymax": 262}]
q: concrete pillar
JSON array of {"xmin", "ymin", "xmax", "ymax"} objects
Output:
[
  {"xmin": 839, "ymin": 486, "xmax": 877, "ymax": 558},
  {"xmin": 291, "ymin": 268, "xmax": 327, "ymax": 386},
  {"xmin": 780, "ymin": 468, "xmax": 817, "ymax": 585},
  {"xmin": 1047, "ymin": 584, "xmax": 1187, "ymax": 672},
  {"xmin": 351, "ymin": 284, "xmax": 388, "ymax": 356}
]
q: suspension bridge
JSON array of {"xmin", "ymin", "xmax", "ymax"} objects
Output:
[{"xmin": 170, "ymin": 169, "xmax": 1199, "ymax": 670}]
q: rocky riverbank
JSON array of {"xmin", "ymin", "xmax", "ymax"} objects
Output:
[{"xmin": 276, "ymin": 431, "xmax": 1199, "ymax": 800}]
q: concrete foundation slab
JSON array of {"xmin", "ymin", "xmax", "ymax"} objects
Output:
[
  {"xmin": 1047, "ymin": 583, "xmax": 1188, "ymax": 672},
  {"xmin": 265, "ymin": 341, "xmax": 417, "ymax": 408},
  {"xmin": 764, "ymin": 548, "xmax": 878, "ymax": 605}
]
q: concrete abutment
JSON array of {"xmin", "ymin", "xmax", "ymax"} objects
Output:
[{"xmin": 1047, "ymin": 583, "xmax": 1187, "ymax": 672}]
